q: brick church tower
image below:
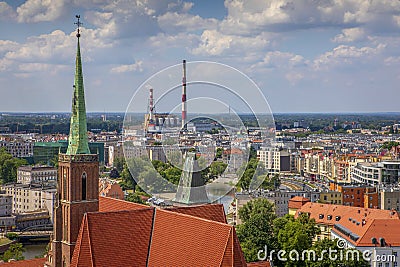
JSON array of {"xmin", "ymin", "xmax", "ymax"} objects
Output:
[{"xmin": 45, "ymin": 16, "xmax": 99, "ymax": 267}]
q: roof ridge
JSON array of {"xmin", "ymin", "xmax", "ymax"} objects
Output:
[
  {"xmin": 146, "ymin": 208, "xmax": 156, "ymax": 267},
  {"xmin": 218, "ymin": 227, "xmax": 234, "ymax": 267},
  {"xmin": 160, "ymin": 208, "xmax": 232, "ymax": 227},
  {"xmin": 88, "ymin": 206, "xmax": 154, "ymax": 216},
  {"xmin": 86, "ymin": 214, "xmax": 94, "ymax": 267}
]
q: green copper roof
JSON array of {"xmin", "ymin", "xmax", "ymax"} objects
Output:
[{"xmin": 66, "ymin": 38, "xmax": 91, "ymax": 155}]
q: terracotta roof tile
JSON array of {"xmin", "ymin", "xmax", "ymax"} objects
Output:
[
  {"xmin": 288, "ymin": 196, "xmax": 310, "ymax": 209},
  {"xmin": 356, "ymin": 219, "xmax": 400, "ymax": 246},
  {"xmin": 296, "ymin": 202, "xmax": 400, "ymax": 247},
  {"xmin": 0, "ymin": 258, "xmax": 46, "ymax": 267},
  {"xmin": 246, "ymin": 261, "xmax": 271, "ymax": 267},
  {"xmin": 332, "ymin": 218, "xmax": 400, "ymax": 247},
  {"xmin": 71, "ymin": 200, "xmax": 247, "ymax": 266},
  {"xmin": 148, "ymin": 209, "xmax": 246, "ymax": 267},
  {"xmin": 295, "ymin": 202, "xmax": 399, "ymax": 228},
  {"xmin": 167, "ymin": 204, "xmax": 227, "ymax": 223},
  {"xmin": 71, "ymin": 208, "xmax": 154, "ymax": 267},
  {"xmin": 98, "ymin": 196, "xmax": 148, "ymax": 212}
]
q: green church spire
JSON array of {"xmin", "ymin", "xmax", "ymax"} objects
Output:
[{"xmin": 66, "ymin": 16, "xmax": 90, "ymax": 155}]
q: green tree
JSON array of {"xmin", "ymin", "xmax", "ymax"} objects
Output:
[
  {"xmin": 0, "ymin": 148, "xmax": 28, "ymax": 184},
  {"xmin": 236, "ymin": 198, "xmax": 277, "ymax": 262},
  {"xmin": 125, "ymin": 192, "xmax": 149, "ymax": 205},
  {"xmin": 272, "ymin": 214, "xmax": 320, "ymax": 267},
  {"xmin": 215, "ymin": 147, "xmax": 223, "ymax": 159},
  {"xmin": 208, "ymin": 161, "xmax": 227, "ymax": 178},
  {"xmin": 2, "ymin": 243, "xmax": 25, "ymax": 262},
  {"xmin": 237, "ymin": 158, "xmax": 258, "ymax": 191},
  {"xmin": 114, "ymin": 157, "xmax": 125, "ymax": 173}
]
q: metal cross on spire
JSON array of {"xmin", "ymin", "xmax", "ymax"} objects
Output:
[{"xmin": 74, "ymin": 15, "xmax": 82, "ymax": 38}]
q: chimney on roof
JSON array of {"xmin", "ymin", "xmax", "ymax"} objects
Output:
[{"xmin": 379, "ymin": 237, "xmax": 386, "ymax": 247}]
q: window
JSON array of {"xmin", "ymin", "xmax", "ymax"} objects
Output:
[{"xmin": 82, "ymin": 172, "xmax": 87, "ymax": 200}]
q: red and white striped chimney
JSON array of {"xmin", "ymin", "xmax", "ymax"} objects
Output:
[
  {"xmin": 182, "ymin": 60, "xmax": 187, "ymax": 130},
  {"xmin": 149, "ymin": 88, "xmax": 154, "ymax": 121}
]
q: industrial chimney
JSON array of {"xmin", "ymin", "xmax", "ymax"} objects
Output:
[
  {"xmin": 149, "ymin": 88, "xmax": 154, "ymax": 121},
  {"xmin": 181, "ymin": 60, "xmax": 187, "ymax": 130}
]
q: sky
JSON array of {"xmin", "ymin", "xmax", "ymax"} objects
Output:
[{"xmin": 0, "ymin": 0, "xmax": 399, "ymax": 114}]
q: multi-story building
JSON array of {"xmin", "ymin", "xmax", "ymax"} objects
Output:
[
  {"xmin": 0, "ymin": 140, "xmax": 33, "ymax": 158},
  {"xmin": 381, "ymin": 189, "xmax": 400, "ymax": 212},
  {"xmin": 331, "ymin": 219, "xmax": 400, "ymax": 267},
  {"xmin": 295, "ymin": 202, "xmax": 399, "ymax": 242},
  {"xmin": 288, "ymin": 196, "xmax": 310, "ymax": 215},
  {"xmin": 17, "ymin": 166, "xmax": 57, "ymax": 185},
  {"xmin": 261, "ymin": 190, "xmax": 320, "ymax": 217},
  {"xmin": 0, "ymin": 195, "xmax": 15, "ymax": 231},
  {"xmin": 351, "ymin": 161, "xmax": 400, "ymax": 185},
  {"xmin": 319, "ymin": 191, "xmax": 342, "ymax": 205},
  {"xmin": 257, "ymin": 147, "xmax": 280, "ymax": 175},
  {"xmin": 330, "ymin": 183, "xmax": 376, "ymax": 208},
  {"xmin": 2, "ymin": 184, "xmax": 56, "ymax": 222}
]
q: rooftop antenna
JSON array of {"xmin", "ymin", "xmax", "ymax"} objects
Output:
[{"xmin": 74, "ymin": 15, "xmax": 82, "ymax": 38}]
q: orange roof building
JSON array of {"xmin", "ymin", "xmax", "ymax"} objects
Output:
[
  {"xmin": 288, "ymin": 196, "xmax": 310, "ymax": 215},
  {"xmin": 295, "ymin": 202, "xmax": 399, "ymax": 242}
]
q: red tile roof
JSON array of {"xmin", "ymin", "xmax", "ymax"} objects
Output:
[
  {"xmin": 71, "ymin": 208, "xmax": 154, "ymax": 267},
  {"xmin": 148, "ymin": 209, "xmax": 246, "ymax": 266},
  {"xmin": 0, "ymin": 258, "xmax": 46, "ymax": 267},
  {"xmin": 356, "ymin": 219, "xmax": 400, "ymax": 246},
  {"xmin": 167, "ymin": 204, "xmax": 227, "ymax": 223},
  {"xmin": 71, "ymin": 202, "xmax": 247, "ymax": 267},
  {"xmin": 288, "ymin": 196, "xmax": 310, "ymax": 210},
  {"xmin": 98, "ymin": 196, "xmax": 148, "ymax": 212},
  {"xmin": 332, "ymin": 218, "xmax": 400, "ymax": 247},
  {"xmin": 247, "ymin": 261, "xmax": 271, "ymax": 267},
  {"xmin": 297, "ymin": 202, "xmax": 400, "ymax": 248},
  {"xmin": 296, "ymin": 202, "xmax": 399, "ymax": 227}
]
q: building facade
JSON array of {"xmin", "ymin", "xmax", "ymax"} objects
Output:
[{"xmin": 17, "ymin": 166, "xmax": 57, "ymax": 185}]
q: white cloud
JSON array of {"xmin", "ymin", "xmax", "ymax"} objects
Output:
[
  {"xmin": 18, "ymin": 62, "xmax": 68, "ymax": 74},
  {"xmin": 111, "ymin": 60, "xmax": 143, "ymax": 73},
  {"xmin": 313, "ymin": 44, "xmax": 386, "ymax": 70},
  {"xmin": 220, "ymin": 0, "xmax": 400, "ymax": 35},
  {"xmin": 192, "ymin": 30, "xmax": 270, "ymax": 56},
  {"xmin": 148, "ymin": 32, "xmax": 199, "ymax": 48},
  {"xmin": 6, "ymin": 30, "xmax": 74, "ymax": 62},
  {"xmin": 0, "ymin": 2, "xmax": 17, "ymax": 21},
  {"xmin": 16, "ymin": 0, "xmax": 67, "ymax": 23},
  {"xmin": 384, "ymin": 56, "xmax": 400, "ymax": 66},
  {"xmin": 0, "ymin": 40, "xmax": 19, "ymax": 54},
  {"xmin": 251, "ymin": 51, "xmax": 306, "ymax": 70},
  {"xmin": 333, "ymin": 27, "xmax": 365, "ymax": 43},
  {"xmin": 158, "ymin": 12, "xmax": 218, "ymax": 33}
]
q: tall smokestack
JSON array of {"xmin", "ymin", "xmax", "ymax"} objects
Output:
[
  {"xmin": 182, "ymin": 60, "xmax": 187, "ymax": 130},
  {"xmin": 149, "ymin": 88, "xmax": 154, "ymax": 121}
]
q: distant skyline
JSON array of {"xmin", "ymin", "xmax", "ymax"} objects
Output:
[{"xmin": 1, "ymin": 0, "xmax": 400, "ymax": 113}]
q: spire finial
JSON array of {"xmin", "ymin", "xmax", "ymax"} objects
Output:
[{"xmin": 75, "ymin": 15, "xmax": 82, "ymax": 38}]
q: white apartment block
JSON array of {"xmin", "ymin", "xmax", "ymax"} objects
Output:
[
  {"xmin": 257, "ymin": 147, "xmax": 281, "ymax": 175},
  {"xmin": 17, "ymin": 166, "xmax": 57, "ymax": 185},
  {"xmin": 2, "ymin": 184, "xmax": 57, "ymax": 223},
  {"xmin": 351, "ymin": 161, "xmax": 400, "ymax": 186}
]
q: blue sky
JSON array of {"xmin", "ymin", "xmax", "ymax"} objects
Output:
[{"xmin": 0, "ymin": 0, "xmax": 399, "ymax": 113}]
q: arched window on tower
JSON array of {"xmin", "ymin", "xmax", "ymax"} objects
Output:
[{"xmin": 82, "ymin": 172, "xmax": 87, "ymax": 200}]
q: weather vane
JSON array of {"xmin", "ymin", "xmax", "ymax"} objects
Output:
[{"xmin": 74, "ymin": 15, "xmax": 82, "ymax": 38}]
